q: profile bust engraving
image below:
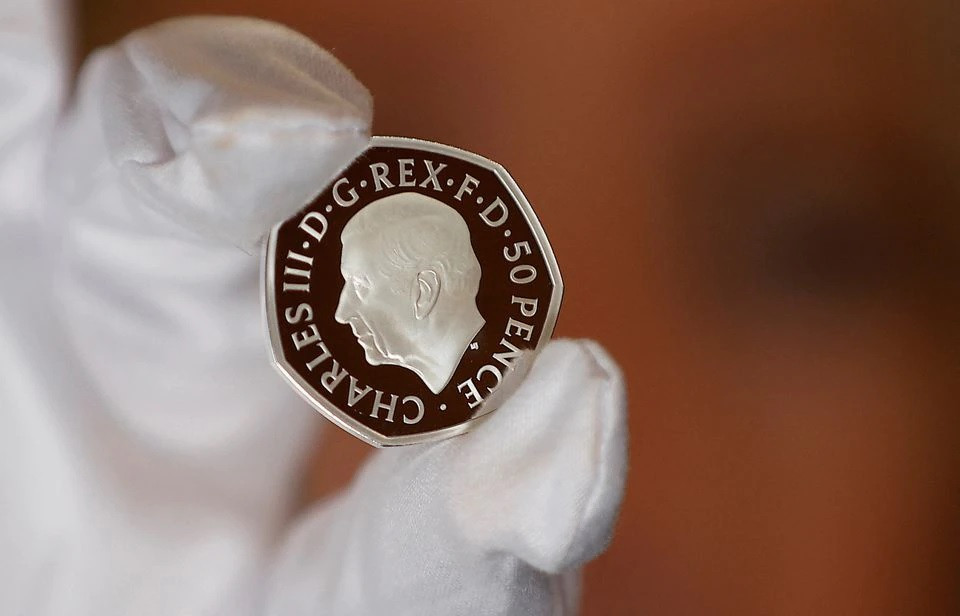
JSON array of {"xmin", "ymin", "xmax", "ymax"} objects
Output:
[{"xmin": 335, "ymin": 192, "xmax": 484, "ymax": 393}]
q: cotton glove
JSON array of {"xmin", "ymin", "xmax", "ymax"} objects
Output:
[{"xmin": 0, "ymin": 8, "xmax": 627, "ymax": 616}]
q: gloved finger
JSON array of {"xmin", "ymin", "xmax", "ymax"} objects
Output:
[
  {"xmin": 264, "ymin": 340, "xmax": 628, "ymax": 616},
  {"xmin": 0, "ymin": 0, "xmax": 69, "ymax": 215},
  {"xmin": 45, "ymin": 16, "xmax": 371, "ymax": 458}
]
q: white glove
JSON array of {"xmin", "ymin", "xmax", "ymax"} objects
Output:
[{"xmin": 0, "ymin": 5, "xmax": 627, "ymax": 615}]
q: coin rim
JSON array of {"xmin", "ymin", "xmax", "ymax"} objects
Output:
[{"xmin": 262, "ymin": 136, "xmax": 563, "ymax": 447}]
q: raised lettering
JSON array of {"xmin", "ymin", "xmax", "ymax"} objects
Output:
[
  {"xmin": 418, "ymin": 160, "xmax": 447, "ymax": 191},
  {"xmin": 511, "ymin": 296, "xmax": 538, "ymax": 318},
  {"xmin": 370, "ymin": 390, "xmax": 399, "ymax": 422},
  {"xmin": 493, "ymin": 338, "xmax": 523, "ymax": 370},
  {"xmin": 284, "ymin": 303, "xmax": 313, "ymax": 324},
  {"xmin": 480, "ymin": 196, "xmax": 508, "ymax": 227},
  {"xmin": 504, "ymin": 241, "xmax": 532, "ymax": 263},
  {"xmin": 346, "ymin": 377, "xmax": 372, "ymax": 408},
  {"xmin": 298, "ymin": 211, "xmax": 328, "ymax": 243},
  {"xmin": 286, "ymin": 250, "xmax": 314, "ymax": 266},
  {"xmin": 305, "ymin": 340, "xmax": 332, "ymax": 371},
  {"xmin": 477, "ymin": 364, "xmax": 502, "ymax": 393},
  {"xmin": 505, "ymin": 317, "xmax": 534, "ymax": 342},
  {"xmin": 320, "ymin": 362, "xmax": 347, "ymax": 393},
  {"xmin": 283, "ymin": 266, "xmax": 311, "ymax": 280},
  {"xmin": 369, "ymin": 162, "xmax": 394, "ymax": 191},
  {"xmin": 510, "ymin": 264, "xmax": 537, "ymax": 284},
  {"xmin": 402, "ymin": 396, "xmax": 425, "ymax": 424},
  {"xmin": 398, "ymin": 158, "xmax": 416, "ymax": 187},
  {"xmin": 458, "ymin": 378, "xmax": 484, "ymax": 409},
  {"xmin": 292, "ymin": 324, "xmax": 321, "ymax": 350},
  {"xmin": 333, "ymin": 177, "xmax": 359, "ymax": 207},
  {"xmin": 455, "ymin": 174, "xmax": 480, "ymax": 201}
]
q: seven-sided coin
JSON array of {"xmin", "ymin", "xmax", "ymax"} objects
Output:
[{"xmin": 263, "ymin": 137, "xmax": 562, "ymax": 446}]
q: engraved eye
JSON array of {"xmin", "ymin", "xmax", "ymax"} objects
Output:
[{"xmin": 352, "ymin": 276, "xmax": 371, "ymax": 299}]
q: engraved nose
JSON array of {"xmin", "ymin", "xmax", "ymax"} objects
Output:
[{"xmin": 334, "ymin": 282, "xmax": 352, "ymax": 324}]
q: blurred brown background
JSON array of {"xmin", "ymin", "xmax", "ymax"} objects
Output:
[{"xmin": 82, "ymin": 1, "xmax": 959, "ymax": 614}]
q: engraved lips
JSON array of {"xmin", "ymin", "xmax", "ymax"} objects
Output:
[{"xmin": 345, "ymin": 316, "xmax": 390, "ymax": 364}]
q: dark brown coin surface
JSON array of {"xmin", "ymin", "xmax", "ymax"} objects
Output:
[{"xmin": 263, "ymin": 137, "xmax": 562, "ymax": 446}]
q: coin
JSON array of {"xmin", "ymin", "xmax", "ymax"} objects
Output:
[{"xmin": 263, "ymin": 137, "xmax": 562, "ymax": 446}]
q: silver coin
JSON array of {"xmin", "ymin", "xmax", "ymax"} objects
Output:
[{"xmin": 263, "ymin": 137, "xmax": 562, "ymax": 446}]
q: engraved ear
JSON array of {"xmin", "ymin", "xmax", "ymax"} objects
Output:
[{"xmin": 414, "ymin": 269, "xmax": 440, "ymax": 320}]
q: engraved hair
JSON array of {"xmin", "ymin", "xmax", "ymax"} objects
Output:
[{"xmin": 341, "ymin": 192, "xmax": 481, "ymax": 296}]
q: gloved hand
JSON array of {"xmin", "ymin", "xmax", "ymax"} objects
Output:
[{"xmin": 0, "ymin": 3, "xmax": 627, "ymax": 615}]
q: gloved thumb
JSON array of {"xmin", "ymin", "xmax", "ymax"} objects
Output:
[{"xmin": 45, "ymin": 15, "xmax": 369, "ymax": 469}]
